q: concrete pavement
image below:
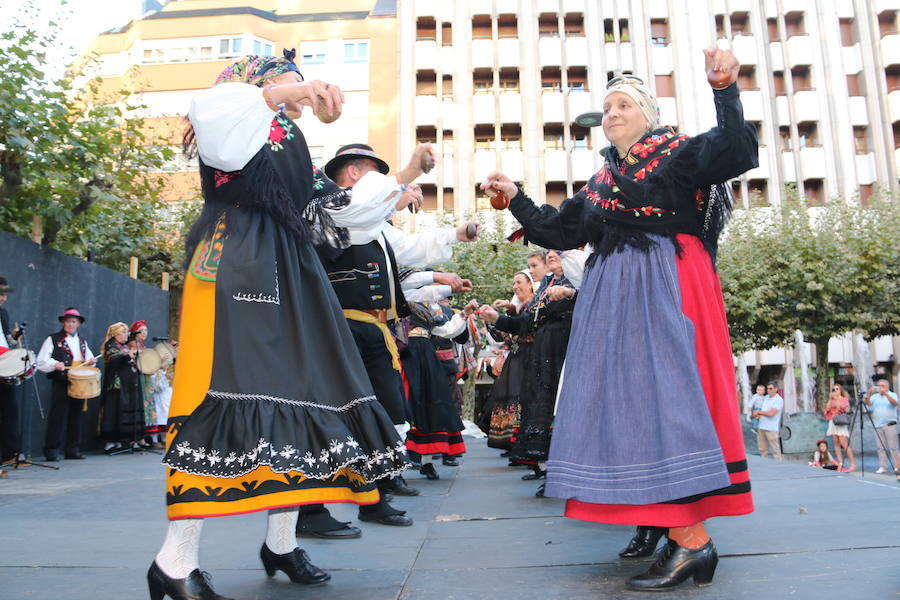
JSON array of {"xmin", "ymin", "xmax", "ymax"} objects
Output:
[{"xmin": 1, "ymin": 440, "xmax": 898, "ymax": 599}]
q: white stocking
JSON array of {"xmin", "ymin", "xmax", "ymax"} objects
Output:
[
  {"xmin": 265, "ymin": 508, "xmax": 299, "ymax": 555},
  {"xmin": 155, "ymin": 518, "xmax": 203, "ymax": 579}
]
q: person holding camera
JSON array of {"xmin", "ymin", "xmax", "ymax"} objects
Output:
[
  {"xmin": 864, "ymin": 379, "xmax": 899, "ymax": 474},
  {"xmin": 824, "ymin": 383, "xmax": 855, "ymax": 472},
  {"xmin": 752, "ymin": 382, "xmax": 784, "ymax": 460}
]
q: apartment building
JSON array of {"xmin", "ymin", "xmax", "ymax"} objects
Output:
[
  {"xmin": 401, "ymin": 0, "xmax": 899, "ymax": 215},
  {"xmin": 83, "ymin": 0, "xmax": 400, "ymax": 201}
]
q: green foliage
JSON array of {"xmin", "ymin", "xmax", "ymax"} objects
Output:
[
  {"xmin": 0, "ymin": 1, "xmax": 182, "ymax": 287},
  {"xmin": 718, "ymin": 186, "xmax": 900, "ymax": 409},
  {"xmin": 439, "ymin": 212, "xmax": 531, "ymax": 306}
]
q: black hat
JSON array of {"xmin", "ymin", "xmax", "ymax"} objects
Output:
[
  {"xmin": 0, "ymin": 277, "xmax": 12, "ymax": 293},
  {"xmin": 323, "ymin": 143, "xmax": 390, "ymax": 180}
]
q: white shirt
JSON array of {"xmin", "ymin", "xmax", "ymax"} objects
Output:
[
  {"xmin": 401, "ymin": 272, "xmax": 453, "ymax": 303},
  {"xmin": 758, "ymin": 394, "xmax": 784, "ymax": 432},
  {"xmin": 431, "ymin": 308, "xmax": 468, "ymax": 340},
  {"xmin": 36, "ymin": 333, "xmax": 94, "ymax": 372}
]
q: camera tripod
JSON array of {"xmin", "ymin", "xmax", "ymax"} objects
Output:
[{"xmin": 847, "ymin": 391, "xmax": 896, "ymax": 478}]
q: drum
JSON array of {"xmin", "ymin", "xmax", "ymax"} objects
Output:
[
  {"xmin": 153, "ymin": 343, "xmax": 175, "ymax": 369},
  {"xmin": 0, "ymin": 348, "xmax": 37, "ymax": 384},
  {"xmin": 68, "ymin": 366, "xmax": 101, "ymax": 399},
  {"xmin": 137, "ymin": 348, "xmax": 162, "ymax": 375}
]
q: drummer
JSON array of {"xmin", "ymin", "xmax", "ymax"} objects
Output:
[
  {"xmin": 36, "ymin": 307, "xmax": 96, "ymax": 461},
  {"xmin": 0, "ymin": 277, "xmax": 24, "ymax": 465}
]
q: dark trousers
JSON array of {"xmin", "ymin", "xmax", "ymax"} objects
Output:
[
  {"xmin": 0, "ymin": 382, "xmax": 20, "ymax": 460},
  {"xmin": 44, "ymin": 381, "xmax": 82, "ymax": 457},
  {"xmin": 347, "ymin": 320, "xmax": 408, "ymax": 425}
]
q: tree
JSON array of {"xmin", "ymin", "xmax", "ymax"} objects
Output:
[
  {"xmin": 0, "ymin": 1, "xmax": 178, "ymax": 285},
  {"xmin": 718, "ymin": 187, "xmax": 900, "ymax": 410}
]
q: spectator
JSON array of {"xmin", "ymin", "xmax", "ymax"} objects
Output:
[
  {"xmin": 863, "ymin": 379, "xmax": 899, "ymax": 474},
  {"xmin": 747, "ymin": 383, "xmax": 766, "ymax": 431},
  {"xmin": 809, "ymin": 439, "xmax": 838, "ymax": 470},
  {"xmin": 0, "ymin": 277, "xmax": 24, "ymax": 466},
  {"xmin": 751, "ymin": 382, "xmax": 783, "ymax": 460},
  {"xmin": 824, "ymin": 383, "xmax": 855, "ymax": 472}
]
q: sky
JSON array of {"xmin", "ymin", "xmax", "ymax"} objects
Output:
[{"xmin": 1, "ymin": 0, "xmax": 141, "ymax": 60}]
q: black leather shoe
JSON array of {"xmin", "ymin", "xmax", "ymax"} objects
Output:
[
  {"xmin": 358, "ymin": 513, "xmax": 414, "ymax": 526},
  {"xmin": 626, "ymin": 539, "xmax": 718, "ymax": 591},
  {"xmin": 535, "ymin": 483, "xmax": 545, "ymax": 498},
  {"xmin": 390, "ymin": 475, "xmax": 421, "ymax": 496},
  {"xmin": 442, "ymin": 456, "xmax": 459, "ymax": 467},
  {"xmin": 522, "ymin": 466, "xmax": 546, "ymax": 480},
  {"xmin": 619, "ymin": 526, "xmax": 667, "ymax": 559},
  {"xmin": 260, "ymin": 544, "xmax": 330, "ymax": 585},
  {"xmin": 64, "ymin": 452, "xmax": 86, "ymax": 460},
  {"xmin": 297, "ymin": 524, "xmax": 362, "ymax": 539},
  {"xmin": 147, "ymin": 561, "xmax": 234, "ymax": 600},
  {"xmin": 420, "ymin": 463, "xmax": 440, "ymax": 480}
]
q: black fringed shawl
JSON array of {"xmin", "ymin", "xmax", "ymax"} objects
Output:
[
  {"xmin": 508, "ymin": 84, "xmax": 758, "ymax": 265},
  {"xmin": 185, "ymin": 111, "xmax": 351, "ymax": 267}
]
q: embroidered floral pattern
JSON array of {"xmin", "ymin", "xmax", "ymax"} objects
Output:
[
  {"xmin": 267, "ymin": 114, "xmax": 295, "ymax": 151},
  {"xmin": 189, "ymin": 216, "xmax": 227, "ymax": 282},
  {"xmin": 312, "ymin": 165, "xmax": 326, "ymax": 191},
  {"xmin": 214, "ymin": 170, "xmax": 240, "ymax": 188}
]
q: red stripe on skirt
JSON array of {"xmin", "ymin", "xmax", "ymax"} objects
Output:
[{"xmin": 565, "ymin": 235, "xmax": 754, "ymax": 527}]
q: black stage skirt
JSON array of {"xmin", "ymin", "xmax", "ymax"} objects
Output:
[
  {"xmin": 509, "ymin": 316, "xmax": 571, "ymax": 463},
  {"xmin": 486, "ymin": 341, "xmax": 532, "ymax": 450},
  {"xmin": 404, "ymin": 337, "xmax": 466, "ymax": 456}
]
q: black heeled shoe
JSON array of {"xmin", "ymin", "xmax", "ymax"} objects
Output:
[
  {"xmin": 147, "ymin": 561, "xmax": 234, "ymax": 600},
  {"xmin": 522, "ymin": 465, "xmax": 546, "ymax": 480},
  {"xmin": 618, "ymin": 525, "xmax": 666, "ymax": 559},
  {"xmin": 442, "ymin": 456, "xmax": 459, "ymax": 467},
  {"xmin": 259, "ymin": 544, "xmax": 331, "ymax": 585},
  {"xmin": 534, "ymin": 483, "xmax": 545, "ymax": 498},
  {"xmin": 626, "ymin": 539, "xmax": 718, "ymax": 591},
  {"xmin": 420, "ymin": 463, "xmax": 440, "ymax": 480}
]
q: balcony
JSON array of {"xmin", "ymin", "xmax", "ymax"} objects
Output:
[
  {"xmin": 474, "ymin": 150, "xmax": 496, "ymax": 182},
  {"xmin": 537, "ymin": 0, "xmax": 559, "ymax": 12},
  {"xmin": 500, "ymin": 150, "xmax": 525, "ymax": 182},
  {"xmin": 472, "ymin": 93, "xmax": 495, "ymax": 124},
  {"xmin": 651, "ymin": 45, "xmax": 673, "ymax": 74},
  {"xmin": 758, "ymin": 347, "xmax": 787, "ymax": 366},
  {"xmin": 841, "ymin": 45, "xmax": 862, "ymax": 74},
  {"xmin": 562, "ymin": 0, "xmax": 585, "ymax": 12},
  {"xmin": 768, "ymin": 42, "xmax": 784, "ymax": 72},
  {"xmin": 855, "ymin": 153, "xmax": 877, "ymax": 185},
  {"xmin": 741, "ymin": 90, "xmax": 764, "ymax": 121},
  {"xmin": 658, "ymin": 97, "xmax": 677, "ymax": 127},
  {"xmin": 792, "ymin": 90, "xmax": 820, "ymax": 122},
  {"xmin": 567, "ymin": 91, "xmax": 591, "ymax": 119},
  {"xmin": 565, "ymin": 36, "xmax": 588, "ymax": 67},
  {"xmin": 604, "ymin": 42, "xmax": 633, "ymax": 71},
  {"xmin": 414, "ymin": 2, "xmax": 437, "ymax": 17},
  {"xmin": 882, "ymin": 34, "xmax": 900, "ymax": 66},
  {"xmin": 571, "ymin": 149, "xmax": 596, "ymax": 178},
  {"xmin": 849, "ymin": 96, "xmax": 869, "ymax": 127},
  {"xmin": 775, "ymin": 96, "xmax": 790, "ymax": 126},
  {"xmin": 440, "ymin": 46, "xmax": 455, "ymax": 74},
  {"xmin": 441, "ymin": 99, "xmax": 458, "ymax": 129},
  {"xmin": 496, "ymin": 0, "xmax": 518, "ymax": 13},
  {"xmin": 542, "ymin": 91, "xmax": 565, "ymax": 123},
  {"xmin": 415, "ymin": 95, "xmax": 437, "ymax": 126},
  {"xmin": 781, "ymin": 152, "xmax": 797, "ymax": 182},
  {"xmin": 731, "ymin": 35, "xmax": 757, "ymax": 66},
  {"xmin": 419, "ymin": 154, "xmax": 455, "ymax": 187},
  {"xmin": 744, "ymin": 149, "xmax": 770, "ymax": 179},
  {"xmin": 497, "ymin": 38, "xmax": 520, "ymax": 68},
  {"xmin": 415, "ymin": 41, "xmax": 438, "ymax": 71},
  {"xmin": 544, "ymin": 149, "xmax": 568, "ymax": 181},
  {"xmin": 472, "ymin": 39, "xmax": 493, "ymax": 70},
  {"xmin": 539, "ymin": 37, "xmax": 562, "ymax": 67},
  {"xmin": 785, "ymin": 34, "xmax": 813, "ymax": 67},
  {"xmin": 799, "ymin": 146, "xmax": 826, "ymax": 179},
  {"xmin": 889, "ymin": 89, "xmax": 900, "ymax": 123},
  {"xmin": 498, "ymin": 92, "xmax": 522, "ymax": 123}
]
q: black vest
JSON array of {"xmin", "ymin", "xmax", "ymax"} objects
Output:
[
  {"xmin": 320, "ymin": 238, "xmax": 409, "ymax": 317},
  {"xmin": 47, "ymin": 331, "xmax": 86, "ymax": 382}
]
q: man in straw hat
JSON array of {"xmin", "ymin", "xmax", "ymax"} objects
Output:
[{"xmin": 36, "ymin": 307, "xmax": 96, "ymax": 461}]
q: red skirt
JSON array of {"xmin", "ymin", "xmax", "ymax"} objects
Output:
[{"xmin": 565, "ymin": 235, "xmax": 753, "ymax": 527}]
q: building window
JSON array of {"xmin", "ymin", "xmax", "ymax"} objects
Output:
[
  {"xmin": 441, "ymin": 23, "xmax": 452, "ymax": 46},
  {"xmin": 473, "ymin": 68, "xmax": 493, "ymax": 93},
  {"xmin": 791, "ymin": 66, "xmax": 813, "ymax": 90},
  {"xmin": 473, "ymin": 14, "xmax": 492, "ymax": 40},
  {"xmin": 887, "ymin": 65, "xmax": 900, "ymax": 92},
  {"xmin": 738, "ymin": 66, "xmax": 757, "ymax": 90},
  {"xmin": 344, "ymin": 41, "xmax": 369, "ymax": 63},
  {"xmin": 441, "ymin": 75, "xmax": 453, "ymax": 99},
  {"xmin": 853, "ymin": 126, "xmax": 869, "ymax": 154},
  {"xmin": 498, "ymin": 14, "xmax": 518, "ymax": 38},
  {"xmin": 416, "ymin": 126, "xmax": 437, "ymax": 143},
  {"xmin": 846, "ymin": 74, "xmax": 861, "ymax": 96},
  {"xmin": 571, "ymin": 125, "xmax": 590, "ymax": 150},
  {"xmin": 474, "ymin": 124, "xmax": 494, "ymax": 150},
  {"xmin": 499, "ymin": 68, "xmax": 520, "ymax": 92},
  {"xmin": 543, "ymin": 124, "xmax": 564, "ymax": 150},
  {"xmin": 773, "ymin": 71, "xmax": 786, "ymax": 95},
  {"xmin": 797, "ymin": 123, "xmax": 819, "ymax": 148},
  {"xmin": 417, "ymin": 17, "xmax": 436, "ymax": 41},
  {"xmin": 442, "ymin": 130, "xmax": 454, "ymax": 154},
  {"xmin": 839, "ymin": 18, "xmax": 856, "ymax": 46},
  {"xmin": 220, "ymin": 37, "xmax": 242, "ymax": 56},
  {"xmin": 655, "ymin": 74, "xmax": 674, "ymax": 97},
  {"xmin": 767, "ymin": 18, "xmax": 780, "ymax": 41},
  {"xmin": 804, "ymin": 179, "xmax": 824, "ymax": 205},
  {"xmin": 618, "ymin": 19, "xmax": 630, "ymax": 42},
  {"xmin": 500, "ymin": 125, "xmax": 522, "ymax": 150},
  {"xmin": 302, "ymin": 52, "xmax": 326, "ymax": 65},
  {"xmin": 778, "ymin": 126, "xmax": 792, "ymax": 151},
  {"xmin": 650, "ymin": 19, "xmax": 669, "ymax": 46},
  {"xmin": 731, "ymin": 12, "xmax": 751, "ymax": 35},
  {"xmin": 785, "ymin": 12, "xmax": 806, "ymax": 37},
  {"xmin": 715, "ymin": 15, "xmax": 725, "ymax": 39},
  {"xmin": 567, "ymin": 67, "xmax": 588, "ymax": 92},
  {"xmin": 539, "ymin": 14, "xmax": 559, "ymax": 38},
  {"xmin": 416, "ymin": 70, "xmax": 437, "ymax": 96},
  {"xmin": 542, "ymin": 67, "xmax": 562, "ymax": 92},
  {"xmin": 878, "ymin": 10, "xmax": 898, "ymax": 37},
  {"xmin": 253, "ymin": 40, "xmax": 261, "ymax": 54},
  {"xmin": 564, "ymin": 13, "xmax": 585, "ymax": 37}
]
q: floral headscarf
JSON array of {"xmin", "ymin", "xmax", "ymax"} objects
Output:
[
  {"xmin": 214, "ymin": 48, "xmax": 303, "ymax": 87},
  {"xmin": 604, "ymin": 71, "xmax": 659, "ymax": 131}
]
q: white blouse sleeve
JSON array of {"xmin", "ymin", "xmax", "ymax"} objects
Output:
[
  {"xmin": 325, "ymin": 171, "xmax": 403, "ymax": 245},
  {"xmin": 400, "ymin": 270, "xmax": 435, "ymax": 291},
  {"xmin": 36, "ymin": 336, "xmax": 56, "ymax": 373},
  {"xmin": 404, "ymin": 284, "xmax": 453, "ymax": 303},
  {"xmin": 188, "ymin": 82, "xmax": 275, "ymax": 172},
  {"xmin": 431, "ymin": 312, "xmax": 468, "ymax": 339},
  {"xmin": 381, "ymin": 223, "xmax": 457, "ymax": 268}
]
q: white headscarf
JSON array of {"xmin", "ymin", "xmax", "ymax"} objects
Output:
[{"xmin": 604, "ymin": 72, "xmax": 659, "ymax": 131}]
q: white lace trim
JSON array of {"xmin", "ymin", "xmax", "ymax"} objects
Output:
[
  {"xmin": 207, "ymin": 389, "xmax": 377, "ymax": 412},
  {"xmin": 233, "ymin": 261, "xmax": 280, "ymax": 304},
  {"xmin": 163, "ymin": 436, "xmax": 408, "ymax": 482}
]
